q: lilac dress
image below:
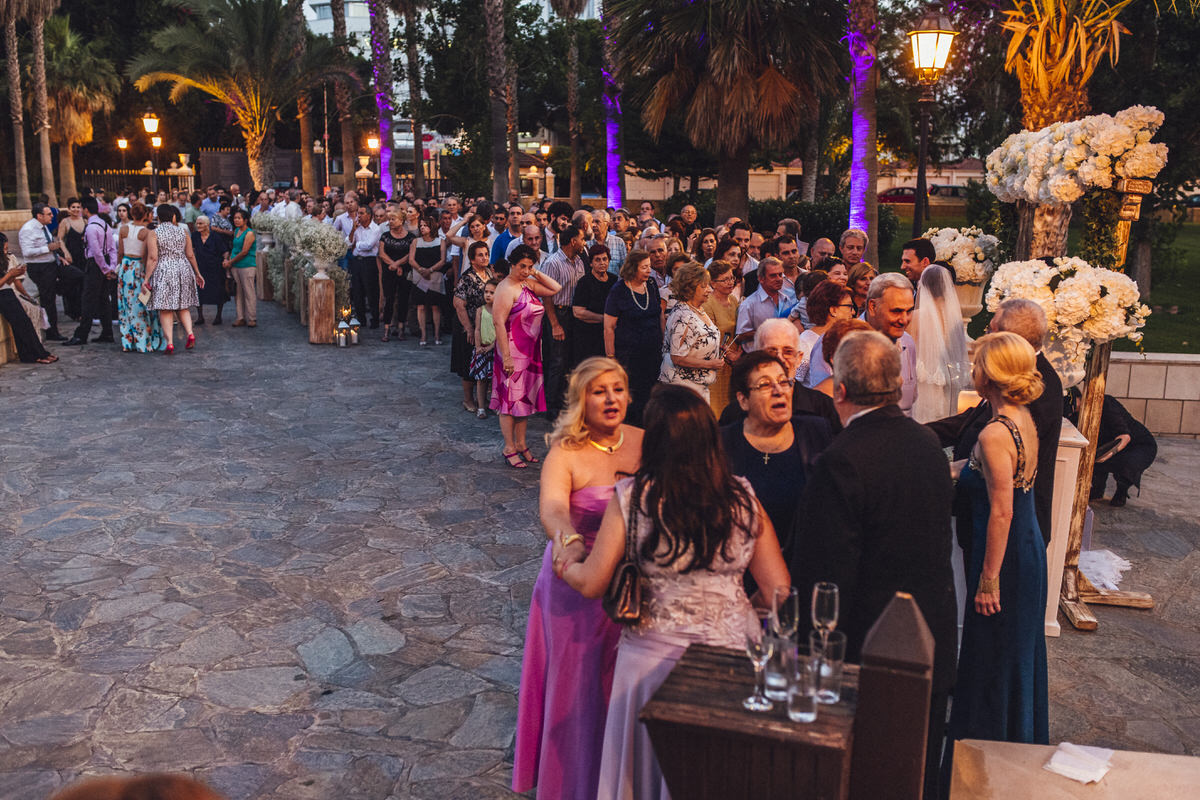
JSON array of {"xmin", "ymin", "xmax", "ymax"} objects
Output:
[
  {"xmin": 490, "ymin": 285, "xmax": 546, "ymax": 416},
  {"xmin": 513, "ymin": 485, "xmax": 622, "ymax": 799}
]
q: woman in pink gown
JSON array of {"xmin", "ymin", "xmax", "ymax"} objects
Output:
[
  {"xmin": 513, "ymin": 358, "xmax": 643, "ymax": 799},
  {"xmin": 491, "ymin": 244, "xmax": 561, "ymax": 468}
]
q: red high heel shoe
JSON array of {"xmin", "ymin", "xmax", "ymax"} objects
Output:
[
  {"xmin": 165, "ymin": 344, "xmax": 175, "ymax": 355},
  {"xmin": 185, "ymin": 333, "xmax": 196, "ymax": 350}
]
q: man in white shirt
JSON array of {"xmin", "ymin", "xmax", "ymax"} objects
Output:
[
  {"xmin": 349, "ymin": 205, "xmax": 383, "ymax": 328},
  {"xmin": 593, "ymin": 209, "xmax": 626, "ymax": 275},
  {"xmin": 333, "ymin": 191, "xmax": 360, "ymax": 270},
  {"xmin": 865, "ymin": 272, "xmax": 918, "ymax": 417},
  {"xmin": 442, "ymin": 195, "xmax": 465, "ymax": 273},
  {"xmin": 283, "ymin": 188, "xmax": 304, "ymax": 220},
  {"xmin": 735, "ymin": 257, "xmax": 796, "ymax": 351},
  {"xmin": 19, "ymin": 202, "xmax": 77, "ymax": 341}
]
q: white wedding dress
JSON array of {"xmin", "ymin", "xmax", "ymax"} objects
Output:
[{"xmin": 911, "ymin": 264, "xmax": 971, "ymax": 423}]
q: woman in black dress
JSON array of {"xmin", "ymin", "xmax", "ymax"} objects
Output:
[
  {"xmin": 0, "ymin": 234, "xmax": 56, "ymax": 364},
  {"xmin": 603, "ymin": 250, "xmax": 663, "ymax": 425},
  {"xmin": 378, "ymin": 204, "xmax": 414, "ymax": 341},
  {"xmin": 59, "ymin": 197, "xmax": 87, "ymax": 320},
  {"xmin": 191, "ymin": 216, "xmax": 230, "ymax": 325},
  {"xmin": 570, "ymin": 243, "xmax": 614, "ymax": 366},
  {"xmin": 452, "ymin": 240, "xmax": 497, "ymax": 413}
]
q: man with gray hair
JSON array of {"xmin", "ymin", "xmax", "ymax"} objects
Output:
[
  {"xmin": 865, "ymin": 272, "xmax": 917, "ymax": 417},
  {"xmin": 839, "ymin": 228, "xmax": 868, "ymax": 268},
  {"xmin": 792, "ymin": 329, "xmax": 957, "ymax": 800},
  {"xmin": 928, "ymin": 297, "xmax": 1062, "ymax": 546},
  {"xmin": 593, "ymin": 209, "xmax": 626, "ymax": 275}
]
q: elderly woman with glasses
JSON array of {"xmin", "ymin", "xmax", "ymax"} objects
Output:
[
  {"xmin": 721, "ymin": 350, "xmax": 834, "ymax": 544},
  {"xmin": 796, "ymin": 280, "xmax": 856, "ymax": 386}
]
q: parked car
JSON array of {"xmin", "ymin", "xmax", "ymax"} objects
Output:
[
  {"xmin": 878, "ymin": 186, "xmax": 918, "ymax": 204},
  {"xmin": 929, "ymin": 184, "xmax": 967, "ymax": 199}
]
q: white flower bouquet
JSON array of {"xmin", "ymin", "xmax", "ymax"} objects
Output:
[
  {"xmin": 251, "ymin": 213, "xmax": 278, "ymax": 233},
  {"xmin": 274, "ymin": 218, "xmax": 302, "ymax": 249},
  {"xmin": 298, "ymin": 219, "xmax": 350, "ymax": 264},
  {"xmin": 986, "ymin": 256, "xmax": 1150, "ymax": 384},
  {"xmin": 986, "ymin": 106, "xmax": 1168, "ymax": 205},
  {"xmin": 923, "ymin": 226, "xmax": 1001, "ymax": 285}
]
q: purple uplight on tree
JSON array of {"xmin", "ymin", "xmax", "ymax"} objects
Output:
[
  {"xmin": 847, "ymin": 1, "xmax": 879, "ymax": 266},
  {"xmin": 368, "ymin": 0, "xmax": 394, "ymax": 198},
  {"xmin": 602, "ymin": 66, "xmax": 622, "ymax": 208}
]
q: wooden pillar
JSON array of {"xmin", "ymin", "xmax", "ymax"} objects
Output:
[
  {"xmin": 256, "ymin": 235, "xmax": 274, "ymax": 301},
  {"xmin": 282, "ymin": 253, "xmax": 294, "ymax": 312},
  {"xmin": 849, "ymin": 592, "xmax": 935, "ymax": 800},
  {"xmin": 309, "ymin": 276, "xmax": 335, "ymax": 344}
]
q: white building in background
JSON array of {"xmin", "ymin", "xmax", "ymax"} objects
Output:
[
  {"xmin": 535, "ymin": 0, "xmax": 600, "ymax": 19},
  {"xmin": 303, "ymin": 1, "xmax": 372, "ymax": 53}
]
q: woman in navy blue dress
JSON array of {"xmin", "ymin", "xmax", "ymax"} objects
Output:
[
  {"xmin": 944, "ymin": 332, "xmax": 1049, "ymax": 782},
  {"xmin": 603, "ymin": 250, "xmax": 663, "ymax": 425}
]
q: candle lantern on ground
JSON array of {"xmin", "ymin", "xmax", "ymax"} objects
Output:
[
  {"xmin": 349, "ymin": 316, "xmax": 361, "ymax": 345},
  {"xmin": 336, "ymin": 319, "xmax": 349, "ymax": 347}
]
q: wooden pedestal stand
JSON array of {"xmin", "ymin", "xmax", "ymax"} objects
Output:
[
  {"xmin": 308, "ymin": 274, "xmax": 334, "ymax": 344},
  {"xmin": 255, "ymin": 233, "xmax": 274, "ymax": 301},
  {"xmin": 1059, "ymin": 178, "xmax": 1156, "ymax": 631}
]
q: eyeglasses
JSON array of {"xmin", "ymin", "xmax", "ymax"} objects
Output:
[
  {"xmin": 836, "ymin": 303, "xmax": 856, "ymax": 308},
  {"xmin": 749, "ymin": 378, "xmax": 795, "ymax": 393},
  {"xmin": 714, "ymin": 275, "xmax": 737, "ymax": 284}
]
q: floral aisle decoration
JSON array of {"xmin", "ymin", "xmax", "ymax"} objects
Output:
[
  {"xmin": 985, "ymin": 105, "xmax": 1169, "ymax": 205},
  {"xmin": 923, "ymin": 226, "xmax": 1001, "ymax": 285},
  {"xmin": 985, "ymin": 256, "xmax": 1150, "ymax": 386},
  {"xmin": 250, "ymin": 213, "xmax": 278, "ymax": 235}
]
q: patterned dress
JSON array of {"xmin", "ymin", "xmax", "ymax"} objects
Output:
[
  {"xmin": 116, "ymin": 224, "xmax": 164, "ymax": 353},
  {"xmin": 148, "ymin": 223, "xmax": 199, "ymax": 311},
  {"xmin": 659, "ymin": 302, "xmax": 720, "ymax": 400},
  {"xmin": 490, "ymin": 285, "xmax": 546, "ymax": 417},
  {"xmin": 451, "ymin": 265, "xmax": 495, "ymax": 379}
]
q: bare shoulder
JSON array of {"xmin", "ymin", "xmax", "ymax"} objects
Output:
[{"xmin": 621, "ymin": 424, "xmax": 645, "ymax": 446}]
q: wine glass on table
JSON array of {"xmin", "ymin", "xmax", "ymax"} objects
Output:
[
  {"xmin": 765, "ymin": 586, "xmax": 801, "ymax": 700},
  {"xmin": 743, "ymin": 607, "xmax": 775, "ymax": 712},
  {"xmin": 811, "ymin": 581, "xmax": 839, "ymax": 650}
]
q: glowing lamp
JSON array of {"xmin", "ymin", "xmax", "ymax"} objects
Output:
[
  {"xmin": 907, "ymin": 11, "xmax": 957, "ymax": 85},
  {"xmin": 367, "ymin": 136, "xmax": 380, "ymax": 151},
  {"xmin": 151, "ymin": 136, "xmax": 162, "ymax": 149},
  {"xmin": 348, "ymin": 316, "xmax": 361, "ymax": 344},
  {"xmin": 117, "ymin": 138, "xmax": 128, "ymax": 150},
  {"xmin": 142, "ymin": 112, "xmax": 159, "ymax": 134},
  {"xmin": 539, "ymin": 142, "xmax": 551, "ymax": 157},
  {"xmin": 336, "ymin": 319, "xmax": 350, "ymax": 347}
]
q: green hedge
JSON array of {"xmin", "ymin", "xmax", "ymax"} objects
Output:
[{"xmin": 661, "ymin": 190, "xmax": 900, "ymax": 255}]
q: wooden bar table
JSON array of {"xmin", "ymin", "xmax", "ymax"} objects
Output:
[{"xmin": 640, "ymin": 644, "xmax": 859, "ymax": 800}]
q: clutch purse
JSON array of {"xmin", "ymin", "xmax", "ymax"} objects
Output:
[
  {"xmin": 602, "ymin": 486, "xmax": 645, "ymax": 625},
  {"xmin": 137, "ymin": 285, "xmax": 151, "ymax": 305}
]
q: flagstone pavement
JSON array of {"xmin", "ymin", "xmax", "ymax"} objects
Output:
[{"xmin": 0, "ymin": 302, "xmax": 1196, "ymax": 799}]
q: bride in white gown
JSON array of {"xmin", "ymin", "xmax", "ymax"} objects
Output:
[{"xmin": 911, "ymin": 264, "xmax": 971, "ymax": 423}]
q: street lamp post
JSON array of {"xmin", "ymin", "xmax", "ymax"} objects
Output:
[
  {"xmin": 907, "ymin": 11, "xmax": 957, "ymax": 237},
  {"xmin": 367, "ymin": 136, "xmax": 380, "ymax": 196},
  {"xmin": 142, "ymin": 112, "xmax": 161, "ymax": 195},
  {"xmin": 117, "ymin": 138, "xmax": 128, "ymax": 173}
]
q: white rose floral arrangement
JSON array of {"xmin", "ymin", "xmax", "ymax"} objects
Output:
[
  {"xmin": 985, "ymin": 256, "xmax": 1150, "ymax": 385},
  {"xmin": 986, "ymin": 105, "xmax": 1168, "ymax": 205},
  {"xmin": 298, "ymin": 220, "xmax": 350, "ymax": 265},
  {"xmin": 250, "ymin": 213, "xmax": 278, "ymax": 234},
  {"xmin": 922, "ymin": 226, "xmax": 1001, "ymax": 285}
]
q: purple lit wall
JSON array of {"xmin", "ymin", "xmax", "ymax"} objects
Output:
[
  {"xmin": 369, "ymin": 1, "xmax": 394, "ymax": 198},
  {"xmin": 603, "ymin": 65, "xmax": 622, "ymax": 209},
  {"xmin": 847, "ymin": 30, "xmax": 874, "ymax": 233}
]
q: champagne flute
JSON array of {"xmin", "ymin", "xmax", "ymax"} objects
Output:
[
  {"xmin": 811, "ymin": 582, "xmax": 839, "ymax": 650},
  {"xmin": 743, "ymin": 607, "xmax": 775, "ymax": 712},
  {"xmin": 772, "ymin": 586, "xmax": 801, "ymax": 640}
]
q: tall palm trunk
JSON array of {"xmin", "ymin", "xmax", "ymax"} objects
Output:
[
  {"xmin": 401, "ymin": 1, "xmax": 425, "ymax": 197},
  {"xmin": 245, "ymin": 124, "xmax": 277, "ymax": 189},
  {"xmin": 506, "ymin": 61, "xmax": 520, "ymax": 197},
  {"xmin": 367, "ymin": 0, "xmax": 394, "ymax": 198},
  {"xmin": 482, "ymin": 0, "xmax": 509, "ymax": 202},
  {"xmin": 601, "ymin": 0, "xmax": 623, "ymax": 208},
  {"xmin": 58, "ymin": 139, "xmax": 76, "ymax": 200},
  {"xmin": 330, "ymin": 0, "xmax": 357, "ymax": 193},
  {"xmin": 847, "ymin": 0, "xmax": 879, "ymax": 268},
  {"xmin": 298, "ymin": 93, "xmax": 318, "ymax": 193},
  {"xmin": 566, "ymin": 22, "xmax": 581, "ymax": 207},
  {"xmin": 29, "ymin": 2, "xmax": 57, "ymax": 206},
  {"xmin": 715, "ymin": 144, "xmax": 750, "ymax": 223},
  {"xmin": 4, "ymin": 14, "xmax": 31, "ymax": 208},
  {"xmin": 800, "ymin": 99, "xmax": 820, "ymax": 203}
]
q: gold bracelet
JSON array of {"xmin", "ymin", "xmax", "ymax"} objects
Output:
[
  {"xmin": 978, "ymin": 576, "xmax": 1000, "ymax": 594},
  {"xmin": 561, "ymin": 533, "xmax": 584, "ymax": 548}
]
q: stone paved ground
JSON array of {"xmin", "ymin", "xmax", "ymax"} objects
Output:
[{"xmin": 0, "ymin": 301, "xmax": 1196, "ymax": 798}]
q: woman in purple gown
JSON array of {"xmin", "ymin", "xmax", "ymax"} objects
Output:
[
  {"xmin": 513, "ymin": 357, "xmax": 644, "ymax": 799},
  {"xmin": 491, "ymin": 244, "xmax": 561, "ymax": 468}
]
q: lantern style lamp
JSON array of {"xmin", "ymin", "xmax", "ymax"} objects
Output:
[
  {"xmin": 336, "ymin": 319, "xmax": 350, "ymax": 347},
  {"xmin": 539, "ymin": 142, "xmax": 551, "ymax": 157},
  {"xmin": 141, "ymin": 112, "xmax": 159, "ymax": 134},
  {"xmin": 349, "ymin": 316, "xmax": 361, "ymax": 345},
  {"xmin": 367, "ymin": 135, "xmax": 380, "ymax": 152},
  {"xmin": 906, "ymin": 10, "xmax": 958, "ymax": 236},
  {"xmin": 117, "ymin": 137, "xmax": 128, "ymax": 172}
]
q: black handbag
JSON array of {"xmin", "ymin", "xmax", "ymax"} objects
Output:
[{"xmin": 602, "ymin": 486, "xmax": 644, "ymax": 625}]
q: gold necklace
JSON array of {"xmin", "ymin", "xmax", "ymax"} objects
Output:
[{"xmin": 587, "ymin": 431, "xmax": 625, "ymax": 454}]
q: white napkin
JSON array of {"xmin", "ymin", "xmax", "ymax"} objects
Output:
[{"xmin": 1043, "ymin": 742, "xmax": 1114, "ymax": 784}]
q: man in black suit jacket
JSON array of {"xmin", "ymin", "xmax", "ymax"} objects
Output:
[
  {"xmin": 791, "ymin": 330, "xmax": 956, "ymax": 800},
  {"xmin": 927, "ymin": 299, "xmax": 1063, "ymax": 550}
]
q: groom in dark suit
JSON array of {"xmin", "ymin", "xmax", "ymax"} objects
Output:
[{"xmin": 791, "ymin": 330, "xmax": 956, "ymax": 800}]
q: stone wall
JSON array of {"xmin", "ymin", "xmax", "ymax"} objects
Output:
[{"xmin": 1107, "ymin": 352, "xmax": 1200, "ymax": 437}]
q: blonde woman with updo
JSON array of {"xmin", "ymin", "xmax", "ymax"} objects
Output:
[
  {"xmin": 944, "ymin": 331, "xmax": 1048, "ymax": 778},
  {"xmin": 513, "ymin": 357, "xmax": 643, "ymax": 800}
]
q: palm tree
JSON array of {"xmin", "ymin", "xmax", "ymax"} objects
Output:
[
  {"xmin": 27, "ymin": 0, "xmax": 57, "ymax": 205},
  {"xmin": 42, "ymin": 16, "xmax": 118, "ymax": 200},
  {"xmin": 608, "ymin": 0, "xmax": 842, "ymax": 223},
  {"xmin": 482, "ymin": 0, "xmax": 509, "ymax": 202},
  {"xmin": 2, "ymin": 0, "xmax": 31, "ymax": 208},
  {"xmin": 131, "ymin": 0, "xmax": 355, "ymax": 189},
  {"xmin": 550, "ymin": 0, "xmax": 586, "ymax": 207},
  {"xmin": 848, "ymin": 0, "xmax": 879, "ymax": 267},
  {"xmin": 330, "ymin": 0, "xmax": 358, "ymax": 193},
  {"xmin": 367, "ymin": 0, "xmax": 395, "ymax": 197},
  {"xmin": 393, "ymin": 0, "xmax": 425, "ymax": 197},
  {"xmin": 601, "ymin": 0, "xmax": 624, "ymax": 207},
  {"xmin": 290, "ymin": 3, "xmax": 318, "ymax": 194}
]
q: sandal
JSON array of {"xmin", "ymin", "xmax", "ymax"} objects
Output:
[
  {"xmin": 419, "ymin": 340, "xmax": 428, "ymax": 346},
  {"xmin": 381, "ymin": 327, "xmax": 390, "ymax": 342},
  {"xmin": 476, "ymin": 408, "xmax": 487, "ymax": 420},
  {"xmin": 35, "ymin": 355, "xmax": 58, "ymax": 364},
  {"xmin": 463, "ymin": 401, "xmax": 478, "ymax": 413},
  {"xmin": 518, "ymin": 447, "xmax": 539, "ymax": 464},
  {"xmin": 503, "ymin": 451, "xmax": 528, "ymax": 469}
]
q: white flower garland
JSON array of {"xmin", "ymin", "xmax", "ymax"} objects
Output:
[
  {"xmin": 986, "ymin": 257, "xmax": 1150, "ymax": 385},
  {"xmin": 922, "ymin": 226, "xmax": 1001, "ymax": 285},
  {"xmin": 986, "ymin": 106, "xmax": 1168, "ymax": 205}
]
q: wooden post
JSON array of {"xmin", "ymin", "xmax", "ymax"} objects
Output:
[
  {"xmin": 282, "ymin": 253, "xmax": 294, "ymax": 312},
  {"xmin": 309, "ymin": 276, "xmax": 335, "ymax": 344},
  {"xmin": 849, "ymin": 592, "xmax": 935, "ymax": 800},
  {"xmin": 256, "ymin": 233, "xmax": 274, "ymax": 301}
]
